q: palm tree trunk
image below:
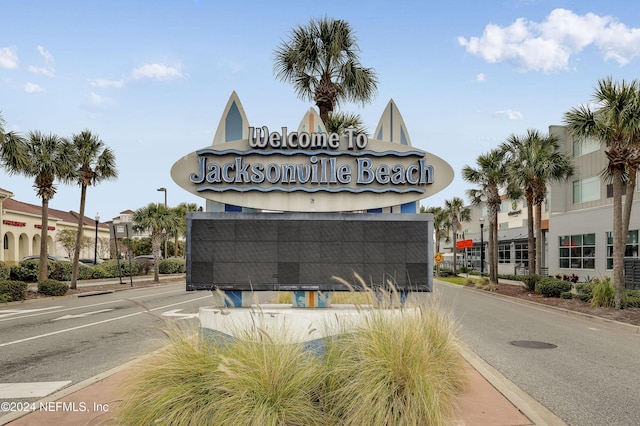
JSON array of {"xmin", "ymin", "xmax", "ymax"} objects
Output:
[
  {"xmin": 70, "ymin": 184, "xmax": 88, "ymax": 289},
  {"xmin": 534, "ymin": 203, "xmax": 543, "ymax": 276},
  {"xmin": 39, "ymin": 199, "xmax": 50, "ymax": 282},
  {"xmin": 613, "ymin": 170, "xmax": 626, "ymax": 308},
  {"xmin": 622, "ymin": 167, "xmax": 636, "ymax": 237},
  {"xmin": 526, "ymin": 196, "xmax": 535, "ymax": 274}
]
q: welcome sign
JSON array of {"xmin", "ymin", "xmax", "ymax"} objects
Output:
[{"xmin": 171, "ymin": 92, "xmax": 453, "ymax": 212}]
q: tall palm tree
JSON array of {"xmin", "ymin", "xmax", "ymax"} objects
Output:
[
  {"xmin": 0, "ymin": 113, "xmax": 28, "ymax": 171},
  {"xmin": 68, "ymin": 130, "xmax": 118, "ymax": 289},
  {"xmin": 0, "ymin": 131, "xmax": 75, "ymax": 281},
  {"xmin": 564, "ymin": 77, "xmax": 640, "ymax": 308},
  {"xmin": 133, "ymin": 203, "xmax": 180, "ymax": 282},
  {"xmin": 420, "ymin": 205, "xmax": 450, "ymax": 255},
  {"xmin": 500, "ymin": 130, "xmax": 575, "ymax": 276},
  {"xmin": 273, "ymin": 17, "xmax": 378, "ymax": 124},
  {"xmin": 443, "ymin": 197, "xmax": 471, "ymax": 274},
  {"xmin": 462, "ymin": 149, "xmax": 515, "ymax": 285},
  {"xmin": 170, "ymin": 202, "xmax": 200, "ymax": 257}
]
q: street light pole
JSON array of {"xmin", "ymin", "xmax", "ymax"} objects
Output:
[
  {"xmin": 94, "ymin": 213, "xmax": 100, "ymax": 265},
  {"xmin": 157, "ymin": 187, "xmax": 168, "ymax": 258},
  {"xmin": 479, "ymin": 217, "xmax": 485, "ymax": 275}
]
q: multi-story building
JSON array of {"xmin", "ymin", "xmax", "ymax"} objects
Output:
[{"xmin": 440, "ymin": 125, "xmax": 640, "ymax": 283}]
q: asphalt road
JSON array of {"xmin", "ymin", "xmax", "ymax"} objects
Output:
[
  {"xmin": 0, "ymin": 282, "xmax": 213, "ymax": 411},
  {"xmin": 431, "ymin": 280, "xmax": 640, "ymax": 426}
]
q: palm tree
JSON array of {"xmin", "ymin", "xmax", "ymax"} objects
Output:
[
  {"xmin": 443, "ymin": 197, "xmax": 471, "ymax": 274},
  {"xmin": 170, "ymin": 202, "xmax": 200, "ymax": 257},
  {"xmin": 68, "ymin": 130, "xmax": 118, "ymax": 289},
  {"xmin": 420, "ymin": 205, "xmax": 449, "ymax": 255},
  {"xmin": 0, "ymin": 131, "xmax": 75, "ymax": 281},
  {"xmin": 324, "ymin": 111, "xmax": 367, "ymax": 135},
  {"xmin": 462, "ymin": 149, "xmax": 515, "ymax": 285},
  {"xmin": 133, "ymin": 203, "xmax": 180, "ymax": 282},
  {"xmin": 0, "ymin": 113, "xmax": 29, "ymax": 171},
  {"xmin": 564, "ymin": 77, "xmax": 640, "ymax": 308},
  {"xmin": 273, "ymin": 17, "xmax": 378, "ymax": 125},
  {"xmin": 500, "ymin": 130, "xmax": 575, "ymax": 276}
]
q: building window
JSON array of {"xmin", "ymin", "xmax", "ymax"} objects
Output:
[
  {"xmin": 559, "ymin": 234, "xmax": 596, "ymax": 269},
  {"xmin": 3, "ymin": 234, "xmax": 7, "ymax": 250},
  {"xmin": 573, "ymin": 136, "xmax": 600, "ymax": 157},
  {"xmin": 498, "ymin": 244, "xmax": 511, "ymax": 263},
  {"xmin": 514, "ymin": 242, "xmax": 528, "ymax": 267},
  {"xmin": 573, "ymin": 176, "xmax": 600, "ymax": 203},
  {"xmin": 498, "ymin": 222, "xmax": 509, "ymax": 230},
  {"xmin": 606, "ymin": 230, "xmax": 639, "ymax": 270}
]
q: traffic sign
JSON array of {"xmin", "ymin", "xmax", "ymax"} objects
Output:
[{"xmin": 456, "ymin": 239, "xmax": 473, "ymax": 249}]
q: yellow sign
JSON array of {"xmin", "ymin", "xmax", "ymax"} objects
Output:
[{"xmin": 434, "ymin": 252, "xmax": 443, "ymax": 265}]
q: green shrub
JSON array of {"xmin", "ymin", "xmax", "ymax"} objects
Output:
[
  {"xmin": 38, "ymin": 279, "xmax": 69, "ymax": 296},
  {"xmin": 48, "ymin": 260, "xmax": 73, "ymax": 281},
  {"xmin": 574, "ymin": 283, "xmax": 595, "ymax": 302},
  {"xmin": 0, "ymin": 261, "xmax": 11, "ymax": 280},
  {"xmin": 536, "ymin": 277, "xmax": 572, "ymax": 297},
  {"xmin": 100, "ymin": 259, "xmax": 141, "ymax": 278},
  {"xmin": 626, "ymin": 290, "xmax": 640, "ymax": 308},
  {"xmin": 158, "ymin": 258, "xmax": 186, "ymax": 274},
  {"xmin": 560, "ymin": 291, "xmax": 573, "ymax": 299},
  {"xmin": 0, "ymin": 280, "xmax": 28, "ymax": 302},
  {"xmin": 591, "ymin": 280, "xmax": 614, "ymax": 307},
  {"xmin": 10, "ymin": 259, "xmax": 40, "ymax": 282},
  {"xmin": 522, "ymin": 275, "xmax": 539, "ymax": 292}
]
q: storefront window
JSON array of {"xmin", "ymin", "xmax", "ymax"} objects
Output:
[
  {"xmin": 606, "ymin": 230, "xmax": 639, "ymax": 270},
  {"xmin": 559, "ymin": 233, "xmax": 596, "ymax": 269}
]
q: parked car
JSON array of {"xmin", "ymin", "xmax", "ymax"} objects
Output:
[
  {"xmin": 78, "ymin": 258, "xmax": 104, "ymax": 266},
  {"xmin": 21, "ymin": 255, "xmax": 70, "ymax": 262}
]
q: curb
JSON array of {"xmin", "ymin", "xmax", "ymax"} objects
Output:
[{"xmin": 459, "ymin": 345, "xmax": 568, "ymax": 426}]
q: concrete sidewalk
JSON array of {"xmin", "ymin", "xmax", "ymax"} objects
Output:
[{"xmin": 1, "ymin": 344, "xmax": 565, "ymax": 426}]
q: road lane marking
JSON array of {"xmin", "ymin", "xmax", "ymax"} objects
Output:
[
  {"xmin": 0, "ymin": 294, "xmax": 212, "ymax": 348},
  {"xmin": 0, "ymin": 381, "xmax": 72, "ymax": 398},
  {"xmin": 162, "ymin": 309, "xmax": 199, "ymax": 319},
  {"xmin": 0, "ymin": 307, "xmax": 63, "ymax": 319},
  {"xmin": 51, "ymin": 309, "xmax": 115, "ymax": 321},
  {"xmin": 0, "ymin": 287, "xmax": 185, "ymax": 322}
]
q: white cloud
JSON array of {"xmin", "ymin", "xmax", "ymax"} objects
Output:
[
  {"xmin": 89, "ymin": 78, "xmax": 125, "ymax": 88},
  {"xmin": 0, "ymin": 46, "xmax": 19, "ymax": 69},
  {"xmin": 492, "ymin": 109, "xmax": 523, "ymax": 120},
  {"xmin": 87, "ymin": 91, "xmax": 113, "ymax": 108},
  {"xmin": 28, "ymin": 46, "xmax": 55, "ymax": 76},
  {"xmin": 23, "ymin": 82, "xmax": 44, "ymax": 93},
  {"xmin": 476, "ymin": 73, "xmax": 486, "ymax": 82},
  {"xmin": 458, "ymin": 8, "xmax": 640, "ymax": 72},
  {"xmin": 130, "ymin": 63, "xmax": 183, "ymax": 80}
]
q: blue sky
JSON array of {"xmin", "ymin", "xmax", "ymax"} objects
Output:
[{"xmin": 2, "ymin": 0, "xmax": 640, "ymax": 221}]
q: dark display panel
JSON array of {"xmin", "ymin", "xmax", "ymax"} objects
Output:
[{"xmin": 186, "ymin": 212, "xmax": 433, "ymax": 292}]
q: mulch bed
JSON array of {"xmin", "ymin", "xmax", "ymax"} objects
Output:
[{"xmin": 474, "ymin": 283, "xmax": 640, "ymax": 327}]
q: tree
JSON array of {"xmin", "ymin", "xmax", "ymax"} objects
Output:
[
  {"xmin": 171, "ymin": 202, "xmax": 200, "ymax": 257},
  {"xmin": 462, "ymin": 149, "xmax": 515, "ymax": 285},
  {"xmin": 57, "ymin": 229, "xmax": 91, "ymax": 259},
  {"xmin": 133, "ymin": 203, "xmax": 180, "ymax": 282},
  {"xmin": 68, "ymin": 130, "xmax": 118, "ymax": 289},
  {"xmin": 564, "ymin": 77, "xmax": 640, "ymax": 308},
  {"xmin": 443, "ymin": 197, "xmax": 471, "ymax": 274},
  {"xmin": 273, "ymin": 17, "xmax": 378, "ymax": 124},
  {"xmin": 500, "ymin": 130, "xmax": 575, "ymax": 276},
  {"xmin": 420, "ymin": 205, "xmax": 449, "ymax": 255},
  {"xmin": 324, "ymin": 112, "xmax": 366, "ymax": 135},
  {"xmin": 0, "ymin": 130, "xmax": 75, "ymax": 281}
]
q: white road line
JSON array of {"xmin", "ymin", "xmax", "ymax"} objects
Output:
[
  {"xmin": 51, "ymin": 309, "xmax": 115, "ymax": 321},
  {"xmin": 0, "ymin": 307, "xmax": 63, "ymax": 319},
  {"xmin": 0, "ymin": 288, "xmax": 185, "ymax": 322},
  {"xmin": 0, "ymin": 295, "xmax": 211, "ymax": 348}
]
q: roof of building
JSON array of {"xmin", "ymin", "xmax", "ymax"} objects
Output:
[{"xmin": 2, "ymin": 197, "xmax": 107, "ymax": 229}]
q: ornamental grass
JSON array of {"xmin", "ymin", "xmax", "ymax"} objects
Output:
[{"xmin": 118, "ymin": 279, "xmax": 466, "ymax": 425}]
